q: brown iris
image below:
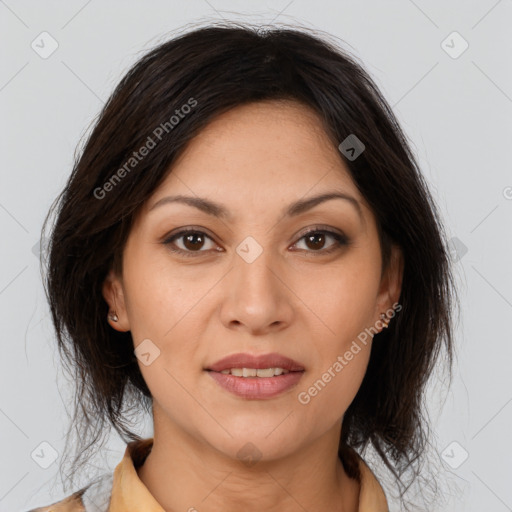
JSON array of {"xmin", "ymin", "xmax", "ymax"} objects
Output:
[
  {"xmin": 304, "ymin": 232, "xmax": 327, "ymax": 251},
  {"xmin": 182, "ymin": 232, "xmax": 205, "ymax": 251}
]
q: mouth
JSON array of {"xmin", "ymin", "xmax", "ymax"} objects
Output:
[{"xmin": 205, "ymin": 352, "xmax": 305, "ymax": 399}]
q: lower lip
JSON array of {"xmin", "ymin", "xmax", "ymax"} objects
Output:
[{"xmin": 207, "ymin": 370, "xmax": 304, "ymax": 399}]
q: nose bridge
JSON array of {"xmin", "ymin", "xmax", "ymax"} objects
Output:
[
  {"xmin": 221, "ymin": 235, "xmax": 292, "ymax": 331},
  {"xmin": 233, "ymin": 235, "xmax": 281, "ymax": 301}
]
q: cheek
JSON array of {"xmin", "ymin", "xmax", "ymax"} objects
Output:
[
  {"xmin": 297, "ymin": 342, "xmax": 372, "ymax": 430},
  {"xmin": 295, "ymin": 250, "xmax": 381, "ymax": 347},
  {"xmin": 293, "ymin": 250, "xmax": 379, "ymax": 421},
  {"xmin": 121, "ymin": 244, "xmax": 191, "ymax": 341},
  {"xmin": 121, "ymin": 246, "xmax": 207, "ymax": 395}
]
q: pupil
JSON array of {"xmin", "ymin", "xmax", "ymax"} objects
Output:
[
  {"xmin": 185, "ymin": 233, "xmax": 203, "ymax": 250},
  {"xmin": 306, "ymin": 233, "xmax": 324, "ymax": 250}
]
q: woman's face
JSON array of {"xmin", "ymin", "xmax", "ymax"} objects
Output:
[{"xmin": 103, "ymin": 100, "xmax": 402, "ymax": 461}]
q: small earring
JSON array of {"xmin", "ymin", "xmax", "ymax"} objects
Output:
[
  {"xmin": 108, "ymin": 311, "xmax": 119, "ymax": 322},
  {"xmin": 380, "ymin": 312, "xmax": 390, "ymax": 328}
]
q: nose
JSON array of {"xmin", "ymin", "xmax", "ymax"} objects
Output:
[{"xmin": 219, "ymin": 244, "xmax": 294, "ymax": 336}]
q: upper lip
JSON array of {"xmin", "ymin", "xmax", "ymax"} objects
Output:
[{"xmin": 206, "ymin": 352, "xmax": 305, "ymax": 372}]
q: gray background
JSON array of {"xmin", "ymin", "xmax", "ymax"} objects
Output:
[{"xmin": 1, "ymin": 1, "xmax": 511, "ymax": 511}]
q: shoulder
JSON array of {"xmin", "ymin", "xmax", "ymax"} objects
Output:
[
  {"xmin": 25, "ymin": 472, "xmax": 113, "ymax": 512},
  {"xmin": 26, "ymin": 490, "xmax": 85, "ymax": 512}
]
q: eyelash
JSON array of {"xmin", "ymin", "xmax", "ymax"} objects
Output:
[{"xmin": 162, "ymin": 227, "xmax": 349, "ymax": 258}]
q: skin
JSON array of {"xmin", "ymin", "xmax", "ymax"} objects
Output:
[{"xmin": 103, "ymin": 99, "xmax": 403, "ymax": 512}]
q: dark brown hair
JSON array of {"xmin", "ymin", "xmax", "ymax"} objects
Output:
[{"xmin": 41, "ymin": 21, "xmax": 458, "ymax": 508}]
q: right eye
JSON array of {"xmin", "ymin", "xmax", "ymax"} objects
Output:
[{"xmin": 162, "ymin": 228, "xmax": 221, "ymax": 257}]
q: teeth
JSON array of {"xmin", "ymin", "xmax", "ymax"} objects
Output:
[
  {"xmin": 219, "ymin": 367, "xmax": 290, "ymax": 377},
  {"xmin": 255, "ymin": 368, "xmax": 274, "ymax": 377}
]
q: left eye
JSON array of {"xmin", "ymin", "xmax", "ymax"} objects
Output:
[
  {"xmin": 292, "ymin": 229, "xmax": 348, "ymax": 253},
  {"xmin": 163, "ymin": 228, "xmax": 348, "ymax": 257}
]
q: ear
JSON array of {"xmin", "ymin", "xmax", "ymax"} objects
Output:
[
  {"xmin": 102, "ymin": 269, "xmax": 130, "ymax": 332},
  {"xmin": 374, "ymin": 244, "xmax": 403, "ymax": 329}
]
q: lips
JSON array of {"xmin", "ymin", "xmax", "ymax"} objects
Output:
[
  {"xmin": 205, "ymin": 352, "xmax": 305, "ymax": 399},
  {"xmin": 205, "ymin": 352, "xmax": 305, "ymax": 373}
]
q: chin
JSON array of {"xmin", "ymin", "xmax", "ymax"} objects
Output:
[{"xmin": 204, "ymin": 427, "xmax": 303, "ymax": 464}]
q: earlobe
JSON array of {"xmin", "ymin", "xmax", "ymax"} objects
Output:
[{"xmin": 102, "ymin": 269, "xmax": 130, "ymax": 332}]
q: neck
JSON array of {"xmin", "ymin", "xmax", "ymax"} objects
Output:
[{"xmin": 137, "ymin": 407, "xmax": 359, "ymax": 512}]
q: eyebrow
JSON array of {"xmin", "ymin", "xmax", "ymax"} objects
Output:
[{"xmin": 149, "ymin": 191, "xmax": 364, "ymax": 223}]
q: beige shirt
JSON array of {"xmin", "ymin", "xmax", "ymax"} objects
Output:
[{"xmin": 28, "ymin": 438, "xmax": 389, "ymax": 511}]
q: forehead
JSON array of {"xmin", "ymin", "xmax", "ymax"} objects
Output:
[{"xmin": 153, "ymin": 100, "xmax": 362, "ymax": 202}]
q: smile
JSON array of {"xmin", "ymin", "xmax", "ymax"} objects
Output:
[{"xmin": 219, "ymin": 367, "xmax": 290, "ymax": 377}]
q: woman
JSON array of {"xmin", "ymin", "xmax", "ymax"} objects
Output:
[{"xmin": 30, "ymin": 22, "xmax": 456, "ymax": 512}]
